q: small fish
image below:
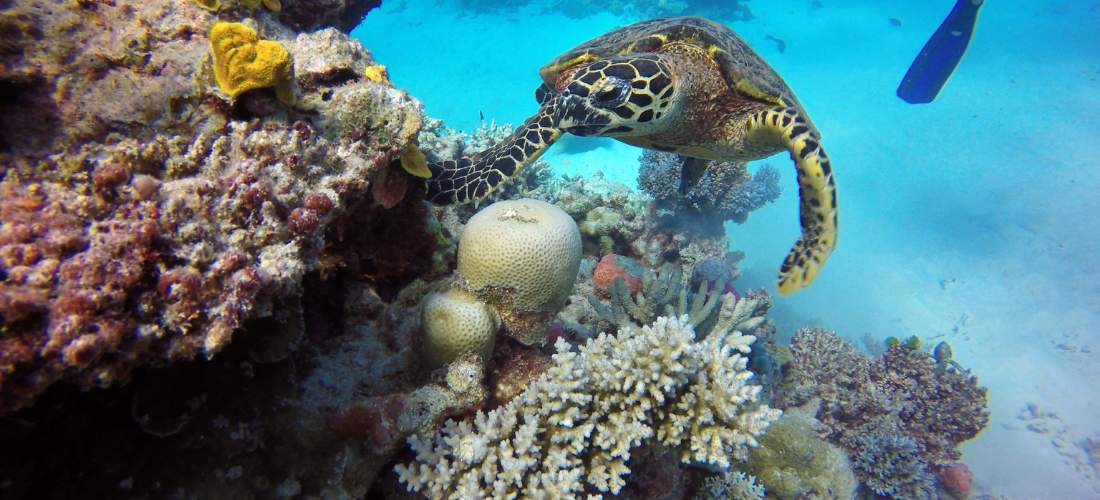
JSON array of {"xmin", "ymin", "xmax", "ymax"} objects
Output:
[
  {"xmin": 764, "ymin": 34, "xmax": 786, "ymax": 53},
  {"xmin": 889, "ymin": 17, "xmax": 902, "ymax": 27},
  {"xmin": 479, "ymin": 110, "xmax": 484, "ymax": 122}
]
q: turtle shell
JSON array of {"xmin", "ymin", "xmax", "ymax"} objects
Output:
[{"xmin": 539, "ymin": 16, "xmax": 814, "ymax": 130}]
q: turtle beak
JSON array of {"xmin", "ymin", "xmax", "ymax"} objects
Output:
[{"xmin": 552, "ymin": 93, "xmax": 611, "ymax": 135}]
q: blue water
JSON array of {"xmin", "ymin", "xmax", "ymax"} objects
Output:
[{"xmin": 356, "ymin": 1, "xmax": 1100, "ymax": 496}]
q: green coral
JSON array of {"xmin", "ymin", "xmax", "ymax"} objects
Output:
[{"xmin": 743, "ymin": 412, "xmax": 857, "ymax": 500}]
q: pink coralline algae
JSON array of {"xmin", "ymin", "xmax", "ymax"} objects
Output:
[
  {"xmin": 937, "ymin": 462, "xmax": 974, "ymax": 499},
  {"xmin": 592, "ymin": 254, "xmax": 644, "ymax": 297},
  {"xmin": 0, "ymin": 0, "xmax": 423, "ymax": 413}
]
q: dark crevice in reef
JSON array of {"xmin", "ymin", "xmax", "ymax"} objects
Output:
[{"xmin": 0, "ymin": 329, "xmax": 297, "ymax": 499}]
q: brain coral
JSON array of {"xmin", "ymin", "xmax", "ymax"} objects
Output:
[
  {"xmin": 421, "ymin": 288, "xmax": 500, "ymax": 368},
  {"xmin": 456, "ymin": 198, "xmax": 581, "ymax": 345}
]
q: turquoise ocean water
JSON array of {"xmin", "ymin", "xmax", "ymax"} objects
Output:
[{"xmin": 356, "ymin": 1, "xmax": 1100, "ymax": 497}]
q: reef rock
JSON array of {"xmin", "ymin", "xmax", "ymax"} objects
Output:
[{"xmin": 0, "ymin": 0, "xmax": 419, "ymax": 413}]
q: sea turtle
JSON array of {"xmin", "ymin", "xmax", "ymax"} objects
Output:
[{"xmin": 425, "ymin": 16, "xmax": 837, "ymax": 295}]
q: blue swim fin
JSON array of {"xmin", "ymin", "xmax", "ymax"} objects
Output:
[{"xmin": 897, "ymin": 0, "xmax": 984, "ymax": 104}]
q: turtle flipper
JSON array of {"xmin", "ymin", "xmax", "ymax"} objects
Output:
[
  {"xmin": 747, "ymin": 106, "xmax": 838, "ymax": 295},
  {"xmin": 425, "ymin": 106, "xmax": 562, "ymax": 205}
]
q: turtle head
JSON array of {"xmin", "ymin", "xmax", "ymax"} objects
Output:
[{"xmin": 548, "ymin": 55, "xmax": 677, "ymax": 137}]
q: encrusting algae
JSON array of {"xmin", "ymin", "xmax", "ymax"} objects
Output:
[{"xmin": 209, "ymin": 22, "xmax": 293, "ymax": 104}]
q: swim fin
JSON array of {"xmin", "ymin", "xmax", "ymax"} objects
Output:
[{"xmin": 897, "ymin": 0, "xmax": 984, "ymax": 104}]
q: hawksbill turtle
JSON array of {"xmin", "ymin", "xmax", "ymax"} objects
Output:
[{"xmin": 425, "ymin": 16, "xmax": 838, "ymax": 295}]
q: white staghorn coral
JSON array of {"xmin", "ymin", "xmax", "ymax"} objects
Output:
[{"xmin": 395, "ymin": 315, "xmax": 780, "ymax": 498}]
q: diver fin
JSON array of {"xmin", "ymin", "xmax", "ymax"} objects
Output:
[
  {"xmin": 746, "ymin": 107, "xmax": 838, "ymax": 295},
  {"xmin": 425, "ymin": 105, "xmax": 562, "ymax": 205},
  {"xmin": 897, "ymin": 0, "xmax": 983, "ymax": 104},
  {"xmin": 679, "ymin": 156, "xmax": 709, "ymax": 194}
]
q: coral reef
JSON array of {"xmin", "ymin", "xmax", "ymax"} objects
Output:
[
  {"xmin": 741, "ymin": 411, "xmax": 857, "ymax": 500},
  {"xmin": 696, "ymin": 471, "xmax": 766, "ymax": 500},
  {"xmin": 328, "ymin": 352, "xmax": 487, "ymax": 453},
  {"xmin": 0, "ymin": 274, "xmax": 428, "ymax": 498},
  {"xmin": 580, "ymin": 257, "xmax": 771, "ymax": 343},
  {"xmin": 852, "ymin": 432, "xmax": 937, "ymax": 500},
  {"xmin": 936, "ymin": 462, "xmax": 973, "ymax": 500},
  {"xmin": 638, "ymin": 150, "xmax": 783, "ymax": 225},
  {"xmin": 779, "ymin": 329, "xmax": 990, "ymax": 468},
  {"xmin": 0, "ymin": 0, "xmax": 421, "ymax": 414},
  {"xmin": 455, "ymin": 198, "xmax": 582, "ymax": 346},
  {"xmin": 592, "ymin": 253, "xmax": 645, "ymax": 297},
  {"xmin": 395, "ymin": 315, "xmax": 779, "ymax": 497},
  {"xmin": 420, "ymin": 288, "xmax": 500, "ymax": 367}
]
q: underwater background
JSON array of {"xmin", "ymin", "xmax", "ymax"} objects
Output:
[
  {"xmin": 358, "ymin": 1, "xmax": 1099, "ymax": 497},
  {"xmin": 0, "ymin": 0, "xmax": 1097, "ymax": 498}
]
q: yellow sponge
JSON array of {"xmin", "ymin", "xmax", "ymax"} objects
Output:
[
  {"xmin": 421, "ymin": 289, "xmax": 500, "ymax": 368},
  {"xmin": 209, "ymin": 22, "xmax": 293, "ymax": 104}
]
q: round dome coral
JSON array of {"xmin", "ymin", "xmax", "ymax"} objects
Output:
[
  {"xmin": 457, "ymin": 198, "xmax": 582, "ymax": 345},
  {"xmin": 421, "ymin": 288, "xmax": 500, "ymax": 368}
]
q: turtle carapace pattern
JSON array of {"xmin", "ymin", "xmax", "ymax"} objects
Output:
[{"xmin": 425, "ymin": 16, "xmax": 838, "ymax": 295}]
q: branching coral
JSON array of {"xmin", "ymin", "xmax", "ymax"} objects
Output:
[
  {"xmin": 395, "ymin": 315, "xmax": 779, "ymax": 498},
  {"xmin": 779, "ymin": 329, "xmax": 990, "ymax": 469},
  {"xmin": 638, "ymin": 151, "xmax": 782, "ymax": 224},
  {"xmin": 586, "ymin": 261, "xmax": 771, "ymax": 342},
  {"xmin": 852, "ymin": 432, "xmax": 936, "ymax": 500},
  {"xmin": 697, "ymin": 471, "xmax": 766, "ymax": 500}
]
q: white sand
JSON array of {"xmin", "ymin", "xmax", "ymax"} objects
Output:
[{"xmin": 356, "ymin": 1, "xmax": 1100, "ymax": 496}]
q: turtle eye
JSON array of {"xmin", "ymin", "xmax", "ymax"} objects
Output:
[{"xmin": 591, "ymin": 78, "xmax": 629, "ymax": 108}]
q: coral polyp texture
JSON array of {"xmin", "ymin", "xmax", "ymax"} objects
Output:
[
  {"xmin": 638, "ymin": 150, "xmax": 783, "ymax": 225},
  {"xmin": 395, "ymin": 315, "xmax": 780, "ymax": 498},
  {"xmin": 780, "ymin": 328, "xmax": 990, "ymax": 468},
  {"xmin": 0, "ymin": 0, "xmax": 412, "ymax": 413},
  {"xmin": 209, "ymin": 22, "xmax": 293, "ymax": 103},
  {"xmin": 742, "ymin": 411, "xmax": 857, "ymax": 500},
  {"xmin": 456, "ymin": 198, "xmax": 582, "ymax": 345},
  {"xmin": 421, "ymin": 288, "xmax": 500, "ymax": 367}
]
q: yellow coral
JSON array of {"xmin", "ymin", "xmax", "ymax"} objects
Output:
[
  {"xmin": 399, "ymin": 142, "xmax": 432, "ymax": 178},
  {"xmin": 193, "ymin": 0, "xmax": 221, "ymax": 11},
  {"xmin": 208, "ymin": 22, "xmax": 294, "ymax": 104},
  {"xmin": 363, "ymin": 64, "xmax": 389, "ymax": 83}
]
